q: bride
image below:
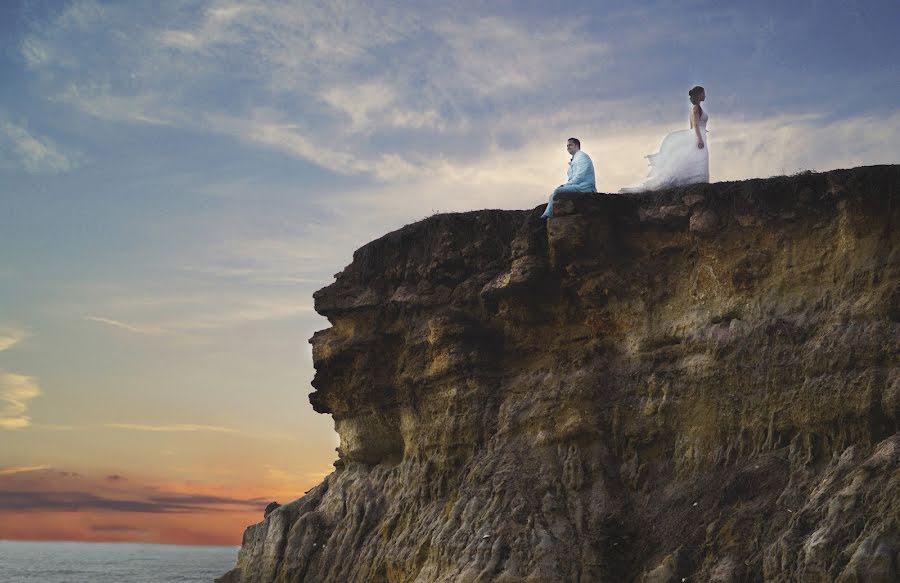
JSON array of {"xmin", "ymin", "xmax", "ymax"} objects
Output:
[{"xmin": 621, "ymin": 86, "xmax": 709, "ymax": 192}]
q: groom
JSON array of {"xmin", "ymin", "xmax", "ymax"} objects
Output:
[{"xmin": 541, "ymin": 137, "xmax": 596, "ymax": 219}]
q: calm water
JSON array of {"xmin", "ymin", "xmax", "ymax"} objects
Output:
[{"xmin": 0, "ymin": 540, "xmax": 239, "ymax": 583}]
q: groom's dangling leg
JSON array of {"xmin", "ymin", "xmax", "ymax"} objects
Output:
[{"xmin": 541, "ymin": 188, "xmax": 560, "ymax": 219}]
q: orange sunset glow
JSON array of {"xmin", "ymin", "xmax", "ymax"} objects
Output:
[
  {"xmin": 0, "ymin": 463, "xmax": 333, "ymax": 545},
  {"xmin": 4, "ymin": 0, "xmax": 900, "ymax": 558}
]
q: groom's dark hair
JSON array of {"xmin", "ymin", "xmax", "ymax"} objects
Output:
[{"xmin": 567, "ymin": 137, "xmax": 581, "ymax": 148}]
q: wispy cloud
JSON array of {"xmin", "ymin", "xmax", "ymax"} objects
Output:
[
  {"xmin": 50, "ymin": 90, "xmax": 423, "ymax": 180},
  {"xmin": 20, "ymin": 0, "xmax": 900, "ymax": 189},
  {"xmin": 320, "ymin": 81, "xmax": 397, "ymax": 132},
  {"xmin": 201, "ymin": 109, "xmax": 353, "ymax": 174},
  {"xmin": 0, "ymin": 120, "xmax": 76, "ymax": 174},
  {"xmin": 0, "ymin": 372, "xmax": 41, "ymax": 430},
  {"xmin": 6, "ymin": 5, "xmax": 899, "ymax": 550},
  {"xmin": 90, "ymin": 524, "xmax": 148, "ymax": 533},
  {"xmin": 176, "ymin": 266, "xmax": 322, "ymax": 285},
  {"xmin": 0, "ymin": 463, "xmax": 268, "ymax": 517},
  {"xmin": 83, "ymin": 316, "xmax": 163, "ymax": 335},
  {"xmin": 320, "ymin": 81, "xmax": 446, "ymax": 133},
  {"xmin": 103, "ymin": 423, "xmax": 240, "ymax": 434},
  {"xmin": 180, "ymin": 237, "xmax": 327, "ymax": 284},
  {"xmin": 155, "ymin": 1, "xmax": 416, "ymax": 67},
  {"xmin": 0, "ymin": 465, "xmax": 52, "ymax": 476},
  {"xmin": 0, "ymin": 328, "xmax": 28, "ymax": 352},
  {"xmin": 19, "ymin": 36, "xmax": 50, "ymax": 67},
  {"xmin": 157, "ymin": 3, "xmax": 255, "ymax": 51},
  {"xmin": 55, "ymin": 85, "xmax": 178, "ymax": 127},
  {"xmin": 29, "ymin": 423, "xmax": 81, "ymax": 431},
  {"xmin": 0, "ymin": 489, "xmax": 265, "ymax": 513},
  {"xmin": 433, "ymin": 16, "xmax": 608, "ymax": 98},
  {"xmin": 53, "ymin": 0, "xmax": 106, "ymax": 30},
  {"xmin": 84, "ymin": 296, "xmax": 315, "ymax": 337},
  {"xmin": 709, "ymin": 110, "xmax": 900, "ymax": 179},
  {"xmin": 19, "ymin": 1, "xmax": 606, "ymax": 181},
  {"xmin": 18, "ymin": 1, "xmax": 106, "ymax": 69}
]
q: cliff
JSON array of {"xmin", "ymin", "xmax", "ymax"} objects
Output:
[{"xmin": 219, "ymin": 165, "xmax": 899, "ymax": 583}]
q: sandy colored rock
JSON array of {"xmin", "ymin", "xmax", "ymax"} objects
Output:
[
  {"xmin": 689, "ymin": 209, "xmax": 718, "ymax": 235},
  {"xmin": 682, "ymin": 193, "xmax": 706, "ymax": 207},
  {"xmin": 220, "ymin": 166, "xmax": 900, "ymax": 583}
]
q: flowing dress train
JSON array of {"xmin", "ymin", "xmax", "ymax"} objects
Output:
[{"xmin": 621, "ymin": 108, "xmax": 709, "ymax": 193}]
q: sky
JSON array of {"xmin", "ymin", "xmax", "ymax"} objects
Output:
[{"xmin": 1, "ymin": 0, "xmax": 899, "ymax": 546}]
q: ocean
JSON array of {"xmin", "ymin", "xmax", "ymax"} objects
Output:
[{"xmin": 0, "ymin": 540, "xmax": 239, "ymax": 583}]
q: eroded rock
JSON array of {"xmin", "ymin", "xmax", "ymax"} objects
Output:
[{"xmin": 220, "ymin": 166, "xmax": 900, "ymax": 583}]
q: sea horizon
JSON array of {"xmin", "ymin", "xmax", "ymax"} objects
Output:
[
  {"xmin": 0, "ymin": 539, "xmax": 239, "ymax": 582},
  {"xmin": 0, "ymin": 537, "xmax": 240, "ymax": 548}
]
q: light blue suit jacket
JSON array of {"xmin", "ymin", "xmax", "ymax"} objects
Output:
[{"xmin": 565, "ymin": 150, "xmax": 596, "ymax": 192}]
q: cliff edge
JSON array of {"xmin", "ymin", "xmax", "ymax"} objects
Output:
[{"xmin": 220, "ymin": 165, "xmax": 899, "ymax": 582}]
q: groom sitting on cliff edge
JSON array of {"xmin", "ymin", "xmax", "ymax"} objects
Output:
[{"xmin": 540, "ymin": 137, "xmax": 596, "ymax": 219}]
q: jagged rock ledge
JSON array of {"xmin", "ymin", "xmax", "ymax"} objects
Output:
[{"xmin": 220, "ymin": 165, "xmax": 899, "ymax": 583}]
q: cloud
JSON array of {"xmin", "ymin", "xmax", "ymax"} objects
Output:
[
  {"xmin": 0, "ymin": 465, "xmax": 52, "ymax": 476},
  {"xmin": 320, "ymin": 81, "xmax": 398, "ymax": 132},
  {"xmin": 320, "ymin": 81, "xmax": 446, "ymax": 133},
  {"xmin": 432, "ymin": 16, "xmax": 608, "ymax": 98},
  {"xmin": 202, "ymin": 109, "xmax": 432, "ymax": 179},
  {"xmin": 26, "ymin": 421, "xmax": 294, "ymax": 444},
  {"xmin": 55, "ymin": 85, "xmax": 178, "ymax": 127},
  {"xmin": 0, "ymin": 490, "xmax": 264, "ymax": 513},
  {"xmin": 178, "ymin": 237, "xmax": 329, "ymax": 285},
  {"xmin": 0, "ymin": 120, "xmax": 76, "ymax": 174},
  {"xmin": 83, "ymin": 316, "xmax": 164, "ymax": 335},
  {"xmin": 201, "ymin": 109, "xmax": 352, "ymax": 173},
  {"xmin": 85, "ymin": 296, "xmax": 316, "ymax": 337},
  {"xmin": 276, "ymin": 106, "xmax": 900, "ymax": 271},
  {"xmin": 176, "ymin": 266, "xmax": 323, "ymax": 285},
  {"xmin": 23, "ymin": 2, "xmax": 606, "ymax": 180},
  {"xmin": 16, "ymin": 1, "xmax": 900, "ymax": 372},
  {"xmin": 0, "ymin": 372, "xmax": 41, "ymax": 430},
  {"xmin": 152, "ymin": 0, "xmax": 418, "ymax": 103},
  {"xmin": 79, "ymin": 266, "xmax": 319, "ymax": 339},
  {"xmin": 21, "ymin": 0, "xmax": 900, "ymax": 188},
  {"xmin": 364, "ymin": 107, "xmax": 900, "ymax": 197},
  {"xmin": 709, "ymin": 110, "xmax": 900, "ymax": 180},
  {"xmin": 0, "ymin": 466, "xmax": 267, "ymax": 515},
  {"xmin": 19, "ymin": 1, "xmax": 106, "ymax": 69},
  {"xmin": 28, "ymin": 423, "xmax": 81, "ymax": 431},
  {"xmin": 104, "ymin": 423, "xmax": 240, "ymax": 434},
  {"xmin": 157, "ymin": 3, "xmax": 255, "ymax": 51},
  {"xmin": 90, "ymin": 524, "xmax": 147, "ymax": 532},
  {"xmin": 19, "ymin": 36, "xmax": 50, "ymax": 67},
  {"xmin": 54, "ymin": 0, "xmax": 106, "ymax": 30},
  {"xmin": 0, "ymin": 328, "xmax": 27, "ymax": 352},
  {"xmin": 52, "ymin": 91, "xmax": 415, "ymax": 180}
]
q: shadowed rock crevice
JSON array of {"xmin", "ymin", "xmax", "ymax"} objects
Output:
[{"xmin": 219, "ymin": 165, "xmax": 900, "ymax": 583}]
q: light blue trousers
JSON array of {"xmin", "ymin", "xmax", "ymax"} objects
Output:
[{"xmin": 541, "ymin": 184, "xmax": 584, "ymax": 218}]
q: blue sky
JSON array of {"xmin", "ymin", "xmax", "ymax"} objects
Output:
[{"xmin": 1, "ymin": 0, "xmax": 899, "ymax": 543}]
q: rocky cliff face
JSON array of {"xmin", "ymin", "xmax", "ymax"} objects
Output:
[{"xmin": 219, "ymin": 166, "xmax": 899, "ymax": 583}]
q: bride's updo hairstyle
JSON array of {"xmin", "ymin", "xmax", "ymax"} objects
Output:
[{"xmin": 689, "ymin": 86, "xmax": 705, "ymax": 104}]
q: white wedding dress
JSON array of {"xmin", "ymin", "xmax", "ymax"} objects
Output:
[{"xmin": 621, "ymin": 107, "xmax": 709, "ymax": 192}]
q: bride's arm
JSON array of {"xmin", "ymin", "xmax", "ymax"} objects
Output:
[{"xmin": 692, "ymin": 104, "xmax": 704, "ymax": 149}]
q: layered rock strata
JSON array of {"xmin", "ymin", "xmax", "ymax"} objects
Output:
[{"xmin": 220, "ymin": 165, "xmax": 900, "ymax": 583}]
